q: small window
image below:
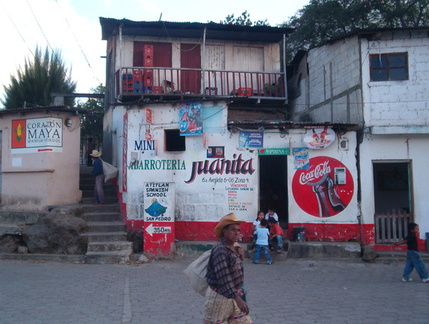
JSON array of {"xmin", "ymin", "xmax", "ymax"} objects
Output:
[
  {"xmin": 370, "ymin": 53, "xmax": 408, "ymax": 81},
  {"xmin": 165, "ymin": 129, "xmax": 185, "ymax": 152}
]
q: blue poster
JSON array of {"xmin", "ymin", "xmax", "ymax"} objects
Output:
[
  {"xmin": 292, "ymin": 147, "xmax": 309, "ymax": 169},
  {"xmin": 179, "ymin": 102, "xmax": 203, "ymax": 136},
  {"xmin": 239, "ymin": 131, "xmax": 264, "ymax": 148}
]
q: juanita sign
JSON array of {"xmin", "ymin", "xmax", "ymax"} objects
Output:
[{"xmin": 12, "ymin": 117, "xmax": 63, "ymax": 153}]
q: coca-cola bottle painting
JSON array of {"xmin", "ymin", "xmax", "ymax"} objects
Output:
[{"xmin": 292, "ymin": 157, "xmax": 353, "ymax": 217}]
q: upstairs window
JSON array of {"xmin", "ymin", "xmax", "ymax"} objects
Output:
[
  {"xmin": 370, "ymin": 53, "xmax": 408, "ymax": 81},
  {"xmin": 165, "ymin": 129, "xmax": 185, "ymax": 152}
]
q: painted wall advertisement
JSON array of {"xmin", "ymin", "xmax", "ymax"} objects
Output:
[
  {"xmin": 11, "ymin": 117, "xmax": 63, "ymax": 153},
  {"xmin": 292, "ymin": 156, "xmax": 354, "ymax": 217}
]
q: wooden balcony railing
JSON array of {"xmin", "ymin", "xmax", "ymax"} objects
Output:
[{"xmin": 115, "ymin": 67, "xmax": 286, "ymax": 100}]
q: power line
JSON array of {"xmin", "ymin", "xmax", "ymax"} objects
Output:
[
  {"xmin": 26, "ymin": 0, "xmax": 53, "ymax": 51},
  {"xmin": 1, "ymin": 2, "xmax": 34, "ymax": 57},
  {"xmin": 55, "ymin": 0, "xmax": 102, "ymax": 85}
]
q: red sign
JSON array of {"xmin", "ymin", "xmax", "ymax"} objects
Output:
[
  {"xmin": 11, "ymin": 119, "xmax": 26, "ymax": 148},
  {"xmin": 146, "ymin": 108, "xmax": 153, "ymax": 124},
  {"xmin": 292, "ymin": 156, "xmax": 354, "ymax": 217}
]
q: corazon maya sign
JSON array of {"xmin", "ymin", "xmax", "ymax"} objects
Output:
[{"xmin": 12, "ymin": 117, "xmax": 63, "ymax": 153}]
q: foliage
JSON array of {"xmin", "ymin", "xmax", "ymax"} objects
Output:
[
  {"xmin": 284, "ymin": 0, "xmax": 429, "ymax": 60},
  {"xmin": 77, "ymin": 84, "xmax": 104, "ymax": 149},
  {"xmin": 220, "ymin": 10, "xmax": 270, "ymax": 26},
  {"xmin": 2, "ymin": 47, "xmax": 76, "ymax": 109}
]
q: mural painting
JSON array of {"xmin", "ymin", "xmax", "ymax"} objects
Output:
[{"xmin": 292, "ymin": 156, "xmax": 354, "ymax": 217}]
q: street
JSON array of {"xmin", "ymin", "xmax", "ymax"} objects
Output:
[{"xmin": 0, "ymin": 258, "xmax": 428, "ymax": 324}]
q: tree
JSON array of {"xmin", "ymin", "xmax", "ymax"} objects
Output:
[
  {"xmin": 220, "ymin": 10, "xmax": 270, "ymax": 26},
  {"xmin": 284, "ymin": 0, "xmax": 429, "ymax": 60},
  {"xmin": 2, "ymin": 47, "xmax": 76, "ymax": 109},
  {"xmin": 78, "ymin": 84, "xmax": 104, "ymax": 150}
]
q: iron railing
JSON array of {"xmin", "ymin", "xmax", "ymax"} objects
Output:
[
  {"xmin": 375, "ymin": 209, "xmax": 412, "ymax": 243},
  {"xmin": 115, "ymin": 67, "xmax": 286, "ymax": 99}
]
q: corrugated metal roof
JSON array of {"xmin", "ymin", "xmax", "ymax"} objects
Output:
[
  {"xmin": 99, "ymin": 17, "xmax": 293, "ymax": 42},
  {"xmin": 0, "ymin": 106, "xmax": 85, "ymax": 116}
]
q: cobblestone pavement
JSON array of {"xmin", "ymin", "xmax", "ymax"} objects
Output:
[{"xmin": 1, "ymin": 257, "xmax": 428, "ymax": 324}]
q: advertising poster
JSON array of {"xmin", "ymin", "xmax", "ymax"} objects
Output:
[
  {"xmin": 179, "ymin": 102, "xmax": 203, "ymax": 136},
  {"xmin": 292, "ymin": 156, "xmax": 354, "ymax": 217},
  {"xmin": 303, "ymin": 127, "xmax": 335, "ymax": 149},
  {"xmin": 293, "ymin": 147, "xmax": 309, "ymax": 169},
  {"xmin": 239, "ymin": 131, "xmax": 263, "ymax": 148}
]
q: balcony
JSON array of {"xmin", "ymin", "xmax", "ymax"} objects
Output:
[{"xmin": 115, "ymin": 67, "xmax": 287, "ymax": 104}]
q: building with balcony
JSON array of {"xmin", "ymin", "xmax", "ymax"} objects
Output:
[
  {"xmin": 289, "ymin": 27, "xmax": 429, "ymax": 251},
  {"xmin": 100, "ymin": 18, "xmax": 360, "ymax": 255}
]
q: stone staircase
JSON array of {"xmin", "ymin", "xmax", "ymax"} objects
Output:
[{"xmin": 79, "ymin": 168, "xmax": 132, "ymax": 264}]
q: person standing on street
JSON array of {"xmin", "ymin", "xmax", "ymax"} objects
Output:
[
  {"xmin": 204, "ymin": 213, "xmax": 253, "ymax": 324},
  {"xmin": 394, "ymin": 222, "xmax": 429, "ymax": 283},
  {"xmin": 90, "ymin": 150, "xmax": 104, "ymax": 205}
]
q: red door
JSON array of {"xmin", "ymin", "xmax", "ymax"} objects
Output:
[{"xmin": 180, "ymin": 44, "xmax": 201, "ymax": 94}]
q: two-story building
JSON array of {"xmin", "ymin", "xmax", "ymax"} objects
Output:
[
  {"xmin": 289, "ymin": 27, "xmax": 429, "ymax": 251},
  {"xmin": 100, "ymin": 17, "xmax": 360, "ymax": 255}
]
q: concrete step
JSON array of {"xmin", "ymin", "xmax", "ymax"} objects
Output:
[
  {"xmin": 85, "ymin": 250, "xmax": 131, "ymax": 264},
  {"xmin": 87, "ymin": 241, "xmax": 132, "ymax": 252},
  {"xmin": 86, "ymin": 221, "xmax": 126, "ymax": 233},
  {"xmin": 81, "ymin": 203, "xmax": 120, "ymax": 213},
  {"xmin": 287, "ymin": 241, "xmax": 361, "ymax": 259},
  {"xmin": 82, "ymin": 231, "xmax": 128, "ymax": 242},
  {"xmin": 80, "ymin": 211, "xmax": 122, "ymax": 222},
  {"xmin": 82, "ymin": 197, "xmax": 118, "ymax": 205}
]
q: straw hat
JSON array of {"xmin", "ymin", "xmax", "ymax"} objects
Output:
[
  {"xmin": 214, "ymin": 213, "xmax": 245, "ymax": 238},
  {"xmin": 90, "ymin": 150, "xmax": 102, "ymax": 158}
]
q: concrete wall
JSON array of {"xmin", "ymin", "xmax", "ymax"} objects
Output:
[
  {"xmin": 0, "ymin": 110, "xmax": 81, "ymax": 210},
  {"xmin": 290, "ymin": 36, "xmax": 363, "ymax": 124}
]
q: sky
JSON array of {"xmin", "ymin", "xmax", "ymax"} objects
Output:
[{"xmin": 0, "ymin": 0, "xmax": 309, "ymax": 105}]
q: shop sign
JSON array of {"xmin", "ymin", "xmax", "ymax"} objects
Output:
[
  {"xmin": 258, "ymin": 148, "xmax": 290, "ymax": 155},
  {"xmin": 12, "ymin": 117, "xmax": 63, "ymax": 153}
]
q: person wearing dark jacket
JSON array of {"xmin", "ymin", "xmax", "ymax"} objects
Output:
[{"xmin": 90, "ymin": 150, "xmax": 104, "ymax": 205}]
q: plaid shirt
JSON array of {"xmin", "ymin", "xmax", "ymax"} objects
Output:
[{"xmin": 206, "ymin": 240, "xmax": 244, "ymax": 299}]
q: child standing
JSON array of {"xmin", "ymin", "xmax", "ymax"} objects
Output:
[
  {"xmin": 394, "ymin": 222, "xmax": 429, "ymax": 283},
  {"xmin": 253, "ymin": 219, "xmax": 272, "ymax": 265},
  {"xmin": 269, "ymin": 219, "xmax": 285, "ymax": 252}
]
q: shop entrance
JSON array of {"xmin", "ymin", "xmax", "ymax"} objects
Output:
[
  {"xmin": 259, "ymin": 155, "xmax": 288, "ymax": 225},
  {"xmin": 373, "ymin": 161, "xmax": 413, "ymax": 243}
]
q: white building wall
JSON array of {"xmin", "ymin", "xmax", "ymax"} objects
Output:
[
  {"xmin": 288, "ymin": 130, "xmax": 359, "ymax": 224},
  {"xmin": 361, "ymin": 31, "xmax": 429, "ymax": 129},
  {"xmin": 359, "ymin": 134, "xmax": 429, "ymax": 237}
]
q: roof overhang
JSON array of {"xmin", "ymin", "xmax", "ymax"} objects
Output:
[{"xmin": 100, "ymin": 17, "xmax": 293, "ymax": 43}]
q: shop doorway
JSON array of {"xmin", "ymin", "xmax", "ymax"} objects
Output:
[
  {"xmin": 259, "ymin": 155, "xmax": 288, "ymax": 225},
  {"xmin": 373, "ymin": 161, "xmax": 413, "ymax": 243}
]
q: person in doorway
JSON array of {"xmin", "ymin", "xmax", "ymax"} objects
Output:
[
  {"xmin": 265, "ymin": 208, "xmax": 279, "ymax": 222},
  {"xmin": 269, "ymin": 219, "xmax": 285, "ymax": 252},
  {"xmin": 394, "ymin": 222, "xmax": 429, "ymax": 283},
  {"xmin": 253, "ymin": 219, "xmax": 272, "ymax": 265},
  {"xmin": 205, "ymin": 213, "xmax": 253, "ymax": 324},
  {"xmin": 90, "ymin": 150, "xmax": 104, "ymax": 205},
  {"xmin": 86, "ymin": 138, "xmax": 96, "ymax": 166}
]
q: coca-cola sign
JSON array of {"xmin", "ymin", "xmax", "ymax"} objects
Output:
[{"xmin": 292, "ymin": 156, "xmax": 354, "ymax": 217}]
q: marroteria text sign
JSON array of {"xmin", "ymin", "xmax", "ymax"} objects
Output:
[
  {"xmin": 12, "ymin": 117, "xmax": 63, "ymax": 153},
  {"xmin": 258, "ymin": 148, "xmax": 290, "ymax": 155}
]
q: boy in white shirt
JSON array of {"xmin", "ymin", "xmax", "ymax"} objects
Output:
[{"xmin": 253, "ymin": 219, "xmax": 273, "ymax": 265}]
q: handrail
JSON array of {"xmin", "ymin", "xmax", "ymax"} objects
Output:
[{"xmin": 116, "ymin": 67, "xmax": 286, "ymax": 99}]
